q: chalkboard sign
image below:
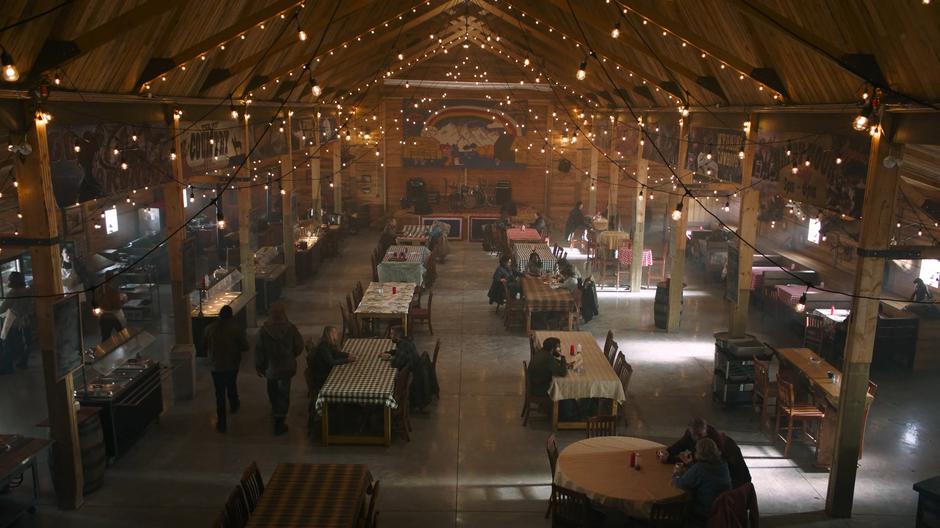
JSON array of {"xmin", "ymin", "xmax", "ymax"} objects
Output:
[{"xmin": 53, "ymin": 295, "xmax": 83, "ymax": 381}]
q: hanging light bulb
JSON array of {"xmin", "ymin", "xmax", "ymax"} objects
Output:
[
  {"xmin": 705, "ymin": 152, "xmax": 713, "ymax": 160},
  {"xmin": 397, "ymin": 52, "xmax": 404, "ymax": 60},
  {"xmin": 216, "ymin": 209, "xmax": 226, "ymax": 230},
  {"xmin": 230, "ymin": 105, "xmax": 239, "ymax": 120},
  {"xmin": 170, "ymin": 148, "xmax": 177, "ymax": 160},
  {"xmin": 723, "ymin": 200, "xmax": 730, "ymax": 212},
  {"xmin": 298, "ymin": 25, "xmax": 307, "ymax": 41},
  {"xmin": 53, "ymin": 73, "xmax": 61, "ymax": 85},
  {"xmin": 791, "ymin": 161, "xmax": 799, "ymax": 174},
  {"xmin": 738, "ymin": 147, "xmax": 745, "ymax": 160},
  {"xmin": 120, "ymin": 162, "xmax": 128, "ymax": 170},
  {"xmin": 796, "ymin": 291, "xmax": 807, "ymax": 313},
  {"xmin": 524, "ymin": 56, "xmax": 530, "ymax": 67},
  {"xmin": 189, "ymin": 188, "xmax": 195, "ymax": 203},
  {"xmin": 74, "ymin": 141, "xmax": 81, "ymax": 153},
  {"xmin": 835, "ymin": 157, "xmax": 843, "ymax": 165},
  {"xmin": 672, "ymin": 202, "xmax": 683, "ymax": 221},
  {"xmin": 852, "ymin": 114, "xmax": 869, "ymax": 131},
  {"xmin": 638, "ymin": 190, "xmax": 644, "ymax": 200},
  {"xmin": 310, "ymin": 78, "xmax": 322, "ymax": 97},
  {"xmin": 329, "ymin": 179, "xmax": 334, "ymax": 188},
  {"xmin": 611, "ymin": 23, "xmax": 621, "ymax": 38},
  {"xmin": 1, "ymin": 47, "xmax": 19, "ymax": 82},
  {"xmin": 576, "ymin": 60, "xmax": 587, "ymax": 81}
]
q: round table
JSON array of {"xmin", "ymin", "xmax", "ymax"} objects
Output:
[
  {"xmin": 554, "ymin": 436, "xmax": 685, "ymax": 519},
  {"xmin": 598, "ymin": 230, "xmax": 630, "ymax": 251}
]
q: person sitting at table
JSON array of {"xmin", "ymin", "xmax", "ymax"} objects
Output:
[
  {"xmin": 529, "ymin": 338, "xmax": 583, "ymax": 421},
  {"xmin": 386, "ymin": 325, "xmax": 418, "ymax": 370},
  {"xmin": 672, "ymin": 438, "xmax": 732, "ymax": 521},
  {"xmin": 488, "ymin": 254, "xmax": 520, "ymax": 306},
  {"xmin": 557, "ymin": 265, "xmax": 579, "ymax": 294},
  {"xmin": 529, "ymin": 211, "xmax": 547, "ymax": 236},
  {"xmin": 659, "ymin": 417, "xmax": 751, "ymax": 489},
  {"xmin": 427, "ymin": 221, "xmax": 444, "ymax": 252},
  {"xmin": 307, "ymin": 325, "xmax": 356, "ymax": 396},
  {"xmin": 378, "ymin": 221, "xmax": 398, "ymax": 252}
]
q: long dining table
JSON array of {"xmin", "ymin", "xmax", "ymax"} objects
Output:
[
  {"xmin": 354, "ymin": 281, "xmax": 417, "ymax": 335},
  {"xmin": 245, "ymin": 463, "xmax": 372, "ymax": 528},
  {"xmin": 534, "ymin": 331, "xmax": 625, "ymax": 430},
  {"xmin": 520, "ymin": 276, "xmax": 576, "ymax": 333}
]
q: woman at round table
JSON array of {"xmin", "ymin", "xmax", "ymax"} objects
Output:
[{"xmin": 672, "ymin": 438, "xmax": 731, "ymax": 521}]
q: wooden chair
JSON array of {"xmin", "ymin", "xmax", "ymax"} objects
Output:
[
  {"xmin": 392, "ymin": 367, "xmax": 413, "ymax": 442},
  {"xmin": 584, "ymin": 230, "xmax": 599, "ymax": 262},
  {"xmin": 361, "ymin": 479, "xmax": 380, "ymax": 528},
  {"xmin": 618, "ymin": 361, "xmax": 634, "ymax": 425},
  {"xmin": 803, "ymin": 314, "xmax": 825, "ymax": 353},
  {"xmin": 408, "ymin": 289, "xmax": 433, "ymax": 334},
  {"xmin": 545, "ymin": 433, "xmax": 559, "ymax": 518},
  {"xmin": 346, "ymin": 293, "xmax": 356, "ymax": 316},
  {"xmin": 612, "ymin": 353, "xmax": 626, "ymax": 378},
  {"xmin": 503, "ymin": 281, "xmax": 525, "ymax": 331},
  {"xmin": 239, "ymin": 462, "xmax": 264, "ymax": 513},
  {"xmin": 774, "ymin": 378, "xmax": 825, "ymax": 457},
  {"xmin": 370, "ymin": 254, "xmax": 379, "ymax": 283},
  {"xmin": 752, "ymin": 357, "xmax": 776, "ymax": 430},
  {"xmin": 550, "ymin": 484, "xmax": 592, "ymax": 528},
  {"xmin": 568, "ymin": 287, "xmax": 583, "ymax": 331},
  {"xmin": 425, "ymin": 257, "xmax": 438, "ymax": 288},
  {"xmin": 585, "ymin": 415, "xmax": 617, "ymax": 438},
  {"xmin": 604, "ymin": 330, "xmax": 614, "ymax": 352},
  {"xmin": 521, "ymin": 361, "xmax": 552, "ymax": 426},
  {"xmin": 340, "ymin": 304, "xmax": 362, "ymax": 338},
  {"xmin": 222, "ymin": 485, "xmax": 250, "ymax": 528},
  {"xmin": 605, "ymin": 341, "xmax": 619, "ymax": 366},
  {"xmin": 649, "ymin": 499, "xmax": 689, "ymax": 528},
  {"xmin": 353, "ymin": 281, "xmax": 364, "ymax": 306}
]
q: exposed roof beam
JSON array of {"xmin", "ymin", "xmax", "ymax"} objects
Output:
[
  {"xmin": 134, "ymin": 0, "xmax": 305, "ymax": 92},
  {"xmin": 28, "ymin": 0, "xmax": 188, "ymax": 80},
  {"xmin": 727, "ymin": 0, "xmax": 887, "ymax": 89},
  {"xmin": 617, "ymin": 0, "xmax": 788, "ymax": 98},
  {"xmin": 234, "ymin": 0, "xmax": 449, "ymax": 99},
  {"xmin": 198, "ymin": 0, "xmax": 385, "ymax": 95}
]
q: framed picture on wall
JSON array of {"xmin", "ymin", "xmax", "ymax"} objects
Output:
[
  {"xmin": 468, "ymin": 216, "xmax": 500, "ymax": 242},
  {"xmin": 421, "ymin": 216, "xmax": 463, "ymax": 240}
]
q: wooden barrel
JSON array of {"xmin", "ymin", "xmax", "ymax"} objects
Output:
[
  {"xmin": 78, "ymin": 412, "xmax": 107, "ymax": 493},
  {"xmin": 653, "ymin": 280, "xmax": 683, "ymax": 330}
]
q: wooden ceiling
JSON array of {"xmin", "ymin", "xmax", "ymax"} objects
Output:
[{"xmin": 1, "ymin": 0, "xmax": 938, "ymax": 110}]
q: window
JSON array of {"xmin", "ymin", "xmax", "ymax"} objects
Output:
[
  {"xmin": 920, "ymin": 259, "xmax": 940, "ymax": 289},
  {"xmin": 807, "ymin": 218, "xmax": 821, "ymax": 244},
  {"xmin": 104, "ymin": 208, "xmax": 119, "ymax": 234}
]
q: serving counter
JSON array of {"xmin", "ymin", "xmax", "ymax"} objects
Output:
[{"xmin": 190, "ymin": 269, "xmax": 254, "ymax": 356}]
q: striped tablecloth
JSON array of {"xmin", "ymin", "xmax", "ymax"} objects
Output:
[
  {"xmin": 521, "ymin": 276, "xmax": 575, "ymax": 313},
  {"xmin": 355, "ymin": 282, "xmax": 416, "ymax": 317},
  {"xmin": 533, "ymin": 331, "xmax": 625, "ymax": 403},
  {"xmin": 513, "ymin": 243, "xmax": 557, "ymax": 275},
  {"xmin": 378, "ymin": 246, "xmax": 430, "ymax": 285},
  {"xmin": 246, "ymin": 463, "xmax": 372, "ymax": 528},
  {"xmin": 506, "ymin": 227, "xmax": 544, "ymax": 244},
  {"xmin": 396, "ymin": 224, "xmax": 429, "ymax": 245},
  {"xmin": 316, "ymin": 339, "xmax": 397, "ymax": 412}
]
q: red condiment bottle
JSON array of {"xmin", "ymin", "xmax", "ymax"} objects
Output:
[
  {"xmin": 392, "ymin": 286, "xmax": 397, "ymax": 295},
  {"xmin": 569, "ymin": 344, "xmax": 575, "ymax": 355},
  {"xmin": 629, "ymin": 451, "xmax": 637, "ymax": 467}
]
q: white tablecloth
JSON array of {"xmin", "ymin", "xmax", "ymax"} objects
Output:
[{"xmin": 533, "ymin": 331, "xmax": 625, "ymax": 403}]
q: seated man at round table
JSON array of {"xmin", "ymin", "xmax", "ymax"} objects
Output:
[{"xmin": 658, "ymin": 417, "xmax": 751, "ymax": 489}]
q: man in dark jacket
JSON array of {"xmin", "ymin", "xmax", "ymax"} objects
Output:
[
  {"xmin": 528, "ymin": 337, "xmax": 567, "ymax": 396},
  {"xmin": 255, "ymin": 303, "xmax": 305, "ymax": 435},
  {"xmin": 386, "ymin": 325, "xmax": 417, "ymax": 370},
  {"xmin": 659, "ymin": 417, "xmax": 752, "ymax": 488},
  {"xmin": 307, "ymin": 325, "xmax": 354, "ymax": 394},
  {"xmin": 204, "ymin": 305, "xmax": 249, "ymax": 433}
]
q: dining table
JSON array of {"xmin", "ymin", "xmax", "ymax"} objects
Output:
[
  {"xmin": 533, "ymin": 331, "xmax": 625, "ymax": 430},
  {"xmin": 316, "ymin": 339, "xmax": 397, "ymax": 446},
  {"xmin": 597, "ymin": 230, "xmax": 631, "ymax": 251},
  {"xmin": 377, "ymin": 245, "xmax": 430, "ymax": 286},
  {"xmin": 506, "ymin": 226, "xmax": 544, "ymax": 245},
  {"xmin": 0, "ymin": 435, "xmax": 52, "ymax": 527},
  {"xmin": 555, "ymin": 436, "xmax": 685, "ymax": 519},
  {"xmin": 245, "ymin": 463, "xmax": 372, "ymax": 527},
  {"xmin": 512, "ymin": 243, "xmax": 556, "ymax": 275},
  {"xmin": 520, "ymin": 276, "xmax": 576, "ymax": 333},
  {"xmin": 354, "ymin": 281, "xmax": 417, "ymax": 335}
]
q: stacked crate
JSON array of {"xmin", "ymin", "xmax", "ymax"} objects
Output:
[{"xmin": 712, "ymin": 332, "xmax": 773, "ymax": 406}]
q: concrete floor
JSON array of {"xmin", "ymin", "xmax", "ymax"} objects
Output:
[{"xmin": 1, "ymin": 230, "xmax": 938, "ymax": 527}]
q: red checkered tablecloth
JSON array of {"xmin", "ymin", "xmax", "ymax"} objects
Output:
[
  {"xmin": 506, "ymin": 227, "xmax": 544, "ymax": 243},
  {"xmin": 618, "ymin": 246, "xmax": 653, "ymax": 267}
]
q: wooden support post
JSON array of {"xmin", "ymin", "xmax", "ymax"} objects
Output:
[
  {"xmin": 667, "ymin": 119, "xmax": 691, "ymax": 332},
  {"xmin": 826, "ymin": 119, "xmax": 900, "ymax": 517},
  {"xmin": 631, "ymin": 134, "xmax": 649, "ymax": 293},
  {"xmin": 729, "ymin": 115, "xmax": 759, "ymax": 337},
  {"xmin": 281, "ymin": 111, "xmax": 296, "ymax": 287},
  {"xmin": 545, "ymin": 112, "xmax": 553, "ymax": 214},
  {"xmin": 333, "ymin": 133, "xmax": 343, "ymax": 214},
  {"xmin": 608, "ymin": 116, "xmax": 620, "ymax": 225},
  {"xmin": 238, "ymin": 116, "xmax": 257, "ymax": 327},
  {"xmin": 167, "ymin": 114, "xmax": 194, "ymax": 345},
  {"xmin": 381, "ymin": 101, "xmax": 389, "ymax": 214},
  {"xmin": 15, "ymin": 112, "xmax": 83, "ymax": 508},
  {"xmin": 588, "ymin": 122, "xmax": 599, "ymax": 215},
  {"xmin": 311, "ymin": 112, "xmax": 321, "ymax": 217}
]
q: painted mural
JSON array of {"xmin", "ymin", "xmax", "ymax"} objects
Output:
[
  {"xmin": 683, "ymin": 126, "xmax": 746, "ymax": 183},
  {"xmin": 402, "ymin": 99, "xmax": 527, "ymax": 169}
]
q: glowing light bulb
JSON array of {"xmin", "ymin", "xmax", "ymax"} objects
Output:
[
  {"xmin": 576, "ymin": 61, "xmax": 587, "ymax": 81},
  {"xmin": 611, "ymin": 23, "xmax": 620, "ymax": 38},
  {"xmin": 853, "ymin": 114, "xmax": 869, "ymax": 131}
]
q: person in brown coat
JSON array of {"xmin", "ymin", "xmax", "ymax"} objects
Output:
[{"xmin": 204, "ymin": 305, "xmax": 249, "ymax": 433}]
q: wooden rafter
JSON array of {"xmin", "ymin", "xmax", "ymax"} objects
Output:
[
  {"xmin": 244, "ymin": 0, "xmax": 453, "ymax": 100},
  {"xmin": 134, "ymin": 0, "xmax": 305, "ymax": 92},
  {"xmin": 617, "ymin": 0, "xmax": 788, "ymax": 98},
  {"xmin": 727, "ymin": 0, "xmax": 887, "ymax": 88},
  {"xmin": 198, "ymin": 0, "xmax": 385, "ymax": 95},
  {"xmin": 28, "ymin": 0, "xmax": 188, "ymax": 79}
]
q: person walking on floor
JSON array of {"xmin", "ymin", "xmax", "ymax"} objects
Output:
[
  {"xmin": 254, "ymin": 302, "xmax": 304, "ymax": 436},
  {"xmin": 204, "ymin": 305, "xmax": 249, "ymax": 433},
  {"xmin": 0, "ymin": 272, "xmax": 35, "ymax": 374}
]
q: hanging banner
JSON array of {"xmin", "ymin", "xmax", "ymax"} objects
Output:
[
  {"xmin": 47, "ymin": 123, "xmax": 171, "ymax": 208},
  {"xmin": 641, "ymin": 118, "xmax": 679, "ymax": 166},
  {"xmin": 179, "ymin": 120, "xmax": 245, "ymax": 178},
  {"xmin": 751, "ymin": 131, "xmax": 870, "ymax": 218},
  {"xmin": 402, "ymin": 99, "xmax": 528, "ymax": 169},
  {"xmin": 684, "ymin": 126, "xmax": 746, "ymax": 183}
]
